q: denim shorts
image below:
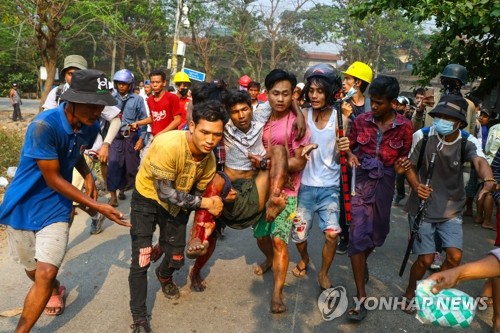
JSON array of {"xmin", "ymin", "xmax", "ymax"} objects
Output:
[
  {"xmin": 291, "ymin": 185, "xmax": 341, "ymax": 243},
  {"xmin": 411, "ymin": 215, "xmax": 463, "ymax": 255}
]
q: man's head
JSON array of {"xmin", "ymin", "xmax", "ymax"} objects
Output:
[
  {"xmin": 188, "ymin": 100, "xmax": 228, "ymax": 156},
  {"xmin": 12, "ymin": 83, "xmax": 17, "ymax": 89},
  {"xmin": 224, "ymin": 90, "xmax": 253, "ymax": 133},
  {"xmin": 238, "ymin": 75, "xmax": 252, "ymax": 91},
  {"xmin": 368, "ymin": 75, "xmax": 400, "ymax": 119},
  {"xmin": 191, "ymin": 80, "xmax": 228, "ymax": 105},
  {"xmin": 173, "ymin": 71, "xmax": 191, "ymax": 97},
  {"xmin": 414, "ymin": 87, "xmax": 426, "ymax": 106},
  {"xmin": 429, "ymin": 95, "xmax": 469, "ymax": 134},
  {"xmin": 113, "ymin": 69, "xmax": 135, "ymax": 96},
  {"xmin": 440, "ymin": 63, "xmax": 467, "ymax": 96},
  {"xmin": 265, "ymin": 69, "xmax": 297, "ymax": 115},
  {"xmin": 60, "ymin": 69, "xmax": 117, "ymax": 126},
  {"xmin": 61, "ymin": 55, "xmax": 88, "ymax": 85},
  {"xmin": 342, "ymin": 61, "xmax": 373, "ymax": 95},
  {"xmin": 302, "ymin": 63, "xmax": 342, "ymax": 109},
  {"xmin": 478, "ymin": 107, "xmax": 493, "ymax": 126},
  {"xmin": 149, "ymin": 69, "xmax": 167, "ymax": 95},
  {"xmin": 247, "ymin": 81, "xmax": 261, "ymax": 102},
  {"xmin": 395, "ymin": 96, "xmax": 410, "ymax": 114},
  {"xmin": 144, "ymin": 80, "xmax": 152, "ymax": 96}
]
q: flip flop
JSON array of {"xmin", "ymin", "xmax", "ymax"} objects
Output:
[
  {"xmin": 292, "ymin": 264, "xmax": 308, "ymax": 278},
  {"xmin": 482, "ymin": 225, "xmax": 497, "ymax": 231},
  {"xmin": 347, "ymin": 303, "xmax": 367, "ymax": 321},
  {"xmin": 44, "ymin": 285, "xmax": 66, "ymax": 316},
  {"xmin": 402, "ymin": 296, "xmax": 417, "ymax": 315}
]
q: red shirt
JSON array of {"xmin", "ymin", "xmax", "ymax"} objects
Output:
[
  {"xmin": 147, "ymin": 92, "xmax": 182, "ymax": 135},
  {"xmin": 177, "ymin": 95, "xmax": 191, "ymax": 129},
  {"xmin": 348, "ymin": 111, "xmax": 413, "ymax": 167}
]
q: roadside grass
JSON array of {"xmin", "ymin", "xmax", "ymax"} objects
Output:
[{"xmin": 0, "ymin": 127, "xmax": 24, "ymax": 177}]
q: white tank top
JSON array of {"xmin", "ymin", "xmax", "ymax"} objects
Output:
[{"xmin": 300, "ymin": 107, "xmax": 340, "ymax": 187}]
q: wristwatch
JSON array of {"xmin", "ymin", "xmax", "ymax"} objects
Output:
[{"xmin": 260, "ymin": 158, "xmax": 270, "ymax": 170}]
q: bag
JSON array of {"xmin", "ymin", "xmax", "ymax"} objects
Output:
[{"xmin": 415, "ymin": 279, "xmax": 476, "ymax": 328}]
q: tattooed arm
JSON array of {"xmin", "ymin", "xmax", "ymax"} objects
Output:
[{"xmin": 154, "ymin": 179, "xmax": 223, "ymax": 216}]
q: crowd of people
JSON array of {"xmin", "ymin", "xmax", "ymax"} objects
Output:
[{"xmin": 1, "ymin": 55, "xmax": 499, "ymax": 333}]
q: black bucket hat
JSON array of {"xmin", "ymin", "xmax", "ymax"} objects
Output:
[
  {"xmin": 428, "ymin": 94, "xmax": 468, "ymax": 126},
  {"xmin": 60, "ymin": 69, "xmax": 117, "ymax": 106}
]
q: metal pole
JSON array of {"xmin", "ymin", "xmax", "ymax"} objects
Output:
[{"xmin": 170, "ymin": 0, "xmax": 183, "ymax": 81}]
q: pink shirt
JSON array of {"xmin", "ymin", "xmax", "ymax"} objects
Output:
[{"xmin": 262, "ymin": 112, "xmax": 310, "ymax": 196}]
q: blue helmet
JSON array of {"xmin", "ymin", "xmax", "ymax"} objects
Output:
[{"xmin": 113, "ymin": 69, "xmax": 135, "ymax": 92}]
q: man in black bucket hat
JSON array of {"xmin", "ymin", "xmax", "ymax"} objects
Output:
[
  {"xmin": 396, "ymin": 94, "xmax": 495, "ymax": 314},
  {"xmin": 0, "ymin": 69, "xmax": 131, "ymax": 332}
]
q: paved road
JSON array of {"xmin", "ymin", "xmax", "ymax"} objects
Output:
[
  {"xmin": 0, "ymin": 97, "xmax": 41, "ymax": 115},
  {"xmin": 0, "ymin": 193, "xmax": 497, "ymax": 333}
]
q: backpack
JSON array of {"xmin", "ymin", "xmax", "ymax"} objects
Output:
[{"xmin": 416, "ymin": 126, "xmax": 470, "ymax": 171}]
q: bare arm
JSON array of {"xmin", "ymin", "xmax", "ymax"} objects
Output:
[
  {"xmin": 473, "ymin": 156, "xmax": 496, "ymax": 199},
  {"xmin": 291, "ymin": 101, "xmax": 306, "ymax": 140},
  {"xmin": 428, "ymin": 254, "xmax": 500, "ymax": 293},
  {"xmin": 154, "ymin": 179, "xmax": 223, "ymax": 216},
  {"xmin": 155, "ymin": 115, "xmax": 182, "ymax": 137},
  {"xmin": 287, "ymin": 146, "xmax": 307, "ymax": 173}
]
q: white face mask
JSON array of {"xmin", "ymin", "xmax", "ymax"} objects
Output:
[{"xmin": 432, "ymin": 117, "xmax": 457, "ymax": 136}]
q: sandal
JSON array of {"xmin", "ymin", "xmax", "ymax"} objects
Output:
[
  {"xmin": 292, "ymin": 264, "xmax": 308, "ymax": 278},
  {"xmin": 402, "ymin": 296, "xmax": 417, "ymax": 315},
  {"xmin": 347, "ymin": 303, "xmax": 367, "ymax": 321},
  {"xmin": 44, "ymin": 285, "xmax": 66, "ymax": 316}
]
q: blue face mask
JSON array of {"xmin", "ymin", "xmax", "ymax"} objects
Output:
[{"xmin": 432, "ymin": 117, "xmax": 457, "ymax": 136}]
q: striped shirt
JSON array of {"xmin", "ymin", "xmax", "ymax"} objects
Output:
[{"xmin": 224, "ymin": 102, "xmax": 272, "ymax": 170}]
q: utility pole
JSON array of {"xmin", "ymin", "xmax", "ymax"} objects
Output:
[{"xmin": 170, "ymin": 0, "xmax": 189, "ymax": 82}]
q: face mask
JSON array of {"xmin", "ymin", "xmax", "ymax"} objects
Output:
[
  {"xmin": 179, "ymin": 88, "xmax": 189, "ymax": 96},
  {"xmin": 432, "ymin": 117, "xmax": 457, "ymax": 136}
]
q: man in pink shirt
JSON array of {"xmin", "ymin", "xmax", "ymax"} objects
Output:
[{"xmin": 251, "ymin": 69, "xmax": 310, "ymax": 313}]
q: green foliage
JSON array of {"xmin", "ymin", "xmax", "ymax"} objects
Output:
[
  {"xmin": 0, "ymin": 127, "xmax": 24, "ymax": 176},
  {"xmin": 285, "ymin": 2, "xmax": 429, "ymax": 74},
  {"xmin": 351, "ymin": 0, "xmax": 500, "ymax": 95}
]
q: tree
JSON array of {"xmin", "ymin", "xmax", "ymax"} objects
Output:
[
  {"xmin": 285, "ymin": 1, "xmax": 430, "ymax": 75},
  {"xmin": 351, "ymin": 0, "xmax": 500, "ymax": 95}
]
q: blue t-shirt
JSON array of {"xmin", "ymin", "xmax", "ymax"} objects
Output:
[{"xmin": 0, "ymin": 103, "xmax": 99, "ymax": 230}]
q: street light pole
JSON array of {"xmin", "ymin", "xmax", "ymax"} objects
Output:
[{"xmin": 170, "ymin": 0, "xmax": 183, "ymax": 81}]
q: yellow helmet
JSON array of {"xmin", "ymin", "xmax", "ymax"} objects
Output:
[
  {"xmin": 342, "ymin": 61, "xmax": 373, "ymax": 84},
  {"xmin": 173, "ymin": 71, "xmax": 191, "ymax": 84}
]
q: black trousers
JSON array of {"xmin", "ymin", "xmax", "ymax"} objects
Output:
[
  {"xmin": 12, "ymin": 103, "xmax": 22, "ymax": 121},
  {"xmin": 128, "ymin": 190, "xmax": 188, "ymax": 320}
]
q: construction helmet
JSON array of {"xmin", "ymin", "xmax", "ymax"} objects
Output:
[
  {"xmin": 113, "ymin": 69, "xmax": 135, "ymax": 92},
  {"xmin": 441, "ymin": 64, "xmax": 467, "ymax": 85},
  {"xmin": 173, "ymin": 71, "xmax": 191, "ymax": 84},
  {"xmin": 61, "ymin": 55, "xmax": 88, "ymax": 76},
  {"xmin": 342, "ymin": 61, "xmax": 373, "ymax": 84},
  {"xmin": 238, "ymin": 75, "xmax": 252, "ymax": 88}
]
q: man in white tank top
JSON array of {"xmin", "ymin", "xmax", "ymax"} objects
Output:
[{"xmin": 290, "ymin": 64, "xmax": 350, "ymax": 291}]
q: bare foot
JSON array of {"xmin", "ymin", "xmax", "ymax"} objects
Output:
[
  {"xmin": 265, "ymin": 189, "xmax": 288, "ymax": 221},
  {"xmin": 189, "ymin": 269, "xmax": 206, "ymax": 292},
  {"xmin": 186, "ymin": 237, "xmax": 209, "ymax": 259},
  {"xmin": 270, "ymin": 293, "xmax": 286, "ymax": 313},
  {"xmin": 254, "ymin": 260, "xmax": 272, "ymax": 276},
  {"xmin": 318, "ymin": 273, "xmax": 333, "ymax": 290}
]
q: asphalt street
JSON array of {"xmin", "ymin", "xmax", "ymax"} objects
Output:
[{"xmin": 0, "ymin": 98, "xmax": 497, "ymax": 332}]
